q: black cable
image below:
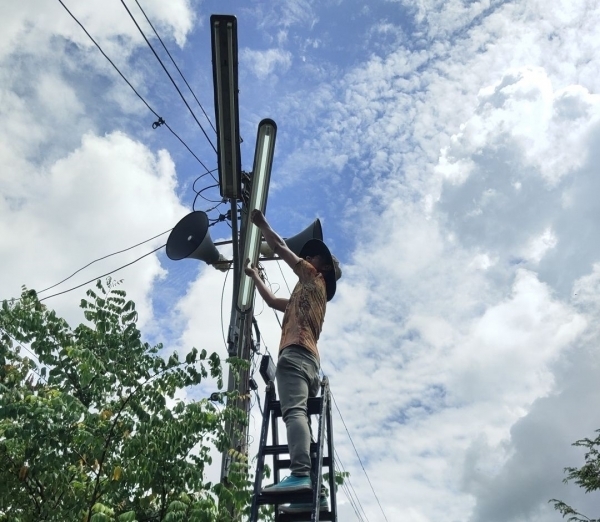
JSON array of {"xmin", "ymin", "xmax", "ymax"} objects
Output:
[
  {"xmin": 258, "ymin": 269, "xmax": 282, "ymax": 327},
  {"xmin": 192, "ymin": 183, "xmax": 221, "ymax": 211},
  {"xmin": 193, "ymin": 167, "xmax": 219, "ymax": 189},
  {"xmin": 191, "ymin": 171, "xmax": 224, "ymax": 213},
  {"xmin": 120, "ymin": 0, "xmax": 217, "ymax": 154},
  {"xmin": 255, "ymin": 390, "xmax": 263, "ymax": 416},
  {"xmin": 133, "ymin": 0, "xmax": 217, "ymax": 133},
  {"xmin": 163, "ymin": 121, "xmax": 213, "ymax": 172},
  {"xmin": 56, "ymin": 0, "xmax": 211, "ymax": 173},
  {"xmin": 203, "ymin": 201, "xmax": 227, "ymax": 216},
  {"xmin": 267, "ymin": 263, "xmax": 286, "ymax": 329},
  {"xmin": 0, "ymin": 327, "xmax": 48, "ymax": 386},
  {"xmin": 250, "ymin": 318, "xmax": 272, "ymax": 359},
  {"xmin": 341, "ymin": 481, "xmax": 367, "ymax": 522},
  {"xmin": 220, "ymin": 268, "xmax": 230, "ymax": 352},
  {"xmin": 39, "ymin": 244, "xmax": 165, "ymax": 302},
  {"xmin": 333, "ymin": 447, "xmax": 370, "ymax": 522},
  {"xmin": 252, "ymin": 317, "xmax": 261, "ymax": 353},
  {"xmin": 38, "ymin": 228, "xmax": 172, "ymax": 294},
  {"xmin": 276, "ymin": 259, "xmax": 292, "ymax": 294},
  {"xmin": 331, "ymin": 392, "xmax": 390, "ymax": 522}
]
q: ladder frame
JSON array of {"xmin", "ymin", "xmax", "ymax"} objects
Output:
[{"xmin": 250, "ymin": 377, "xmax": 337, "ymax": 522}]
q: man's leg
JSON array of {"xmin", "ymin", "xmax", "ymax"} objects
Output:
[{"xmin": 277, "ymin": 346, "xmax": 319, "ymax": 477}]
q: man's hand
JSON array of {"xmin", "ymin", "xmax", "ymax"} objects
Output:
[
  {"xmin": 250, "ymin": 209, "xmax": 267, "ymax": 228},
  {"xmin": 248, "ymin": 209, "xmax": 301, "ymax": 271},
  {"xmin": 244, "ymin": 258, "xmax": 260, "ymax": 279},
  {"xmin": 244, "ymin": 257, "xmax": 289, "ymax": 312}
]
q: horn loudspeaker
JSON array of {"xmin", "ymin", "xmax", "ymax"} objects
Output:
[
  {"xmin": 259, "ymin": 219, "xmax": 323, "ymax": 257},
  {"xmin": 166, "ymin": 211, "xmax": 222, "ymax": 265}
]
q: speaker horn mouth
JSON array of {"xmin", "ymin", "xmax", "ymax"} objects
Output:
[{"xmin": 166, "ymin": 211, "xmax": 221, "ymax": 265}]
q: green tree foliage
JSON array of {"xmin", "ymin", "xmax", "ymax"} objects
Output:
[
  {"xmin": 0, "ymin": 281, "xmax": 251, "ymax": 522},
  {"xmin": 551, "ymin": 430, "xmax": 600, "ymax": 522}
]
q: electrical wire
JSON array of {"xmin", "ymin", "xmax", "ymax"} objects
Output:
[
  {"xmin": 192, "ymin": 183, "xmax": 221, "ymax": 211},
  {"xmin": 56, "ymin": 0, "xmax": 212, "ymax": 173},
  {"xmin": 120, "ymin": 0, "xmax": 217, "ymax": 154},
  {"xmin": 255, "ymin": 390, "xmax": 263, "ymax": 416},
  {"xmin": 37, "ymin": 228, "xmax": 172, "ymax": 294},
  {"xmin": 331, "ymin": 392, "xmax": 390, "ymax": 522},
  {"xmin": 260, "ymin": 268, "xmax": 283, "ymax": 328},
  {"xmin": 193, "ymin": 168, "xmax": 219, "ymax": 190},
  {"xmin": 220, "ymin": 268, "xmax": 230, "ymax": 352},
  {"xmin": 39, "ymin": 244, "xmax": 165, "ymax": 302},
  {"xmin": 340, "ymin": 478, "xmax": 368, "ymax": 522},
  {"xmin": 133, "ymin": 0, "xmax": 216, "ymax": 133},
  {"xmin": 275, "ymin": 259, "xmax": 292, "ymax": 294},
  {"xmin": 333, "ymin": 446, "xmax": 370, "ymax": 522},
  {"xmin": 250, "ymin": 319, "xmax": 272, "ymax": 361},
  {"xmin": 0, "ymin": 327, "xmax": 48, "ymax": 387}
]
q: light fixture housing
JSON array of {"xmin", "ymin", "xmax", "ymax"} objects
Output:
[
  {"xmin": 211, "ymin": 14, "xmax": 241, "ymax": 200},
  {"xmin": 237, "ymin": 119, "xmax": 277, "ymax": 311}
]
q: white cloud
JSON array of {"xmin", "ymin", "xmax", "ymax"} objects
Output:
[
  {"xmin": 438, "ymin": 67, "xmax": 600, "ymax": 186},
  {"xmin": 240, "ymin": 47, "xmax": 293, "ymax": 79},
  {"xmin": 0, "ymin": 131, "xmax": 187, "ymax": 331},
  {"xmin": 251, "ymin": 0, "xmax": 600, "ymax": 519},
  {"xmin": 252, "ymin": 0, "xmax": 319, "ymax": 31},
  {"xmin": 520, "ymin": 227, "xmax": 558, "ymax": 265},
  {"xmin": 5, "ymin": 0, "xmax": 600, "ymax": 520},
  {"xmin": 0, "ymin": 0, "xmax": 194, "ymax": 59}
]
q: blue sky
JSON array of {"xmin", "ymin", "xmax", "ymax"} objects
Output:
[{"xmin": 3, "ymin": 0, "xmax": 600, "ymax": 520}]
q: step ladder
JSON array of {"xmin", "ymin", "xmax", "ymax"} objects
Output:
[{"xmin": 250, "ymin": 376, "xmax": 337, "ymax": 522}]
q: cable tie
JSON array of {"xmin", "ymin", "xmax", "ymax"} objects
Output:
[{"xmin": 152, "ymin": 116, "xmax": 165, "ymax": 129}]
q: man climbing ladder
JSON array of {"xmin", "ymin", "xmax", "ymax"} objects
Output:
[{"xmin": 245, "ymin": 209, "xmax": 342, "ymax": 514}]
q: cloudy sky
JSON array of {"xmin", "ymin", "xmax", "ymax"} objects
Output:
[{"xmin": 3, "ymin": 0, "xmax": 600, "ymax": 520}]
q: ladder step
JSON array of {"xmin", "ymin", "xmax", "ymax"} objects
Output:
[
  {"xmin": 250, "ymin": 379, "xmax": 336, "ymax": 522},
  {"xmin": 255, "ymin": 490, "xmax": 313, "ymax": 505},
  {"xmin": 274, "ymin": 456, "xmax": 331, "ymax": 472},
  {"xmin": 279, "ymin": 511, "xmax": 334, "ymax": 521},
  {"xmin": 263, "ymin": 442, "xmax": 321, "ymax": 456},
  {"xmin": 255, "ymin": 490, "xmax": 334, "ymax": 521},
  {"xmin": 269, "ymin": 397, "xmax": 323, "ymax": 417}
]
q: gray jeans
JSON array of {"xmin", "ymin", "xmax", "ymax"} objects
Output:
[{"xmin": 277, "ymin": 345, "xmax": 320, "ymax": 477}]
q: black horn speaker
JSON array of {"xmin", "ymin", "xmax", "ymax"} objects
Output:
[
  {"xmin": 166, "ymin": 211, "xmax": 225, "ymax": 268},
  {"xmin": 260, "ymin": 219, "xmax": 323, "ymax": 257}
]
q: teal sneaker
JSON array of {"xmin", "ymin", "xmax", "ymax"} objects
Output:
[
  {"xmin": 262, "ymin": 475, "xmax": 312, "ymax": 494},
  {"xmin": 279, "ymin": 495, "xmax": 329, "ymax": 513}
]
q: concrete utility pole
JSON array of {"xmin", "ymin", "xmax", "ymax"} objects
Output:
[
  {"xmin": 164, "ymin": 15, "xmax": 280, "ymax": 520},
  {"xmin": 210, "ymin": 14, "xmax": 278, "ymax": 510}
]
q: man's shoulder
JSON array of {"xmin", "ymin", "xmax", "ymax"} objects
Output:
[{"xmin": 295, "ymin": 258, "xmax": 318, "ymax": 278}]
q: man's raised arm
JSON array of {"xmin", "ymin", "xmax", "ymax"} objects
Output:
[{"xmin": 250, "ymin": 209, "xmax": 301, "ymax": 270}]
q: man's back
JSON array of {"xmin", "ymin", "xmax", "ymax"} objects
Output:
[{"xmin": 279, "ymin": 259, "xmax": 327, "ymax": 360}]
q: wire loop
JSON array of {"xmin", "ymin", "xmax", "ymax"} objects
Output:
[{"xmin": 152, "ymin": 116, "xmax": 165, "ymax": 129}]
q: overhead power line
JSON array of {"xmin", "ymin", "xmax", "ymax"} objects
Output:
[
  {"xmin": 133, "ymin": 0, "xmax": 217, "ymax": 134},
  {"xmin": 333, "ymin": 446, "xmax": 370, "ymax": 522},
  {"xmin": 120, "ymin": 0, "xmax": 217, "ymax": 154},
  {"xmin": 38, "ymin": 228, "xmax": 172, "ymax": 294},
  {"xmin": 39, "ymin": 244, "xmax": 165, "ymax": 302},
  {"xmin": 55, "ymin": 0, "xmax": 213, "ymax": 173},
  {"xmin": 331, "ymin": 392, "xmax": 390, "ymax": 522}
]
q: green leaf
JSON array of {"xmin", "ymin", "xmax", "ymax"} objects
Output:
[{"xmin": 0, "ymin": 281, "xmax": 231, "ymax": 522}]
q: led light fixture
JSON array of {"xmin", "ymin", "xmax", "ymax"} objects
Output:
[
  {"xmin": 237, "ymin": 119, "xmax": 277, "ymax": 311},
  {"xmin": 211, "ymin": 15, "xmax": 241, "ymax": 199}
]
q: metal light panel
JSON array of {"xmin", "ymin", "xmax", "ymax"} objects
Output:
[
  {"xmin": 211, "ymin": 15, "xmax": 241, "ymax": 199},
  {"xmin": 238, "ymin": 119, "xmax": 277, "ymax": 311}
]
